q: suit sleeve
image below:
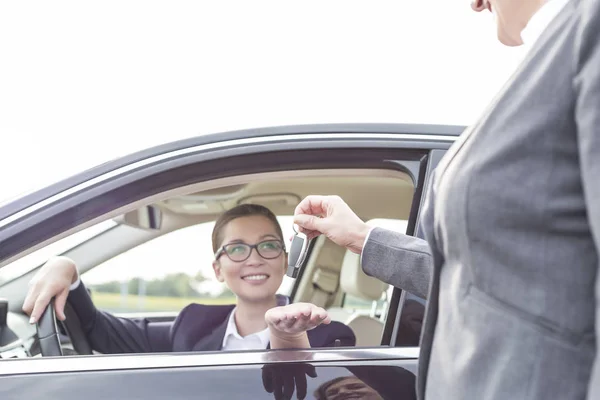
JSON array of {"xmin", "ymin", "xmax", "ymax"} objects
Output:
[
  {"xmin": 573, "ymin": 1, "xmax": 600, "ymax": 398},
  {"xmin": 360, "ymin": 228, "xmax": 432, "ymax": 299},
  {"xmin": 67, "ymin": 281, "xmax": 173, "ymax": 353}
]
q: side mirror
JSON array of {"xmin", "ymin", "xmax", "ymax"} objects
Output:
[{"xmin": 114, "ymin": 205, "xmax": 163, "ymax": 230}]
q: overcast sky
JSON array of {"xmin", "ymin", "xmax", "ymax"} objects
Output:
[
  {"xmin": 0, "ymin": 2, "xmax": 538, "ymax": 296},
  {"xmin": 0, "ymin": 1, "xmax": 528, "ymax": 205}
]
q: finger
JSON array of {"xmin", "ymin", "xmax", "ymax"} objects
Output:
[
  {"xmin": 307, "ymin": 310, "xmax": 329, "ymax": 327},
  {"xmin": 314, "ymin": 307, "xmax": 330, "ymax": 323},
  {"xmin": 273, "ymin": 373, "xmax": 284, "ymax": 400},
  {"xmin": 261, "ymin": 366, "xmax": 274, "ymax": 393},
  {"xmin": 265, "ymin": 308, "xmax": 284, "ymax": 325},
  {"xmin": 22, "ymin": 285, "xmax": 38, "ymax": 315},
  {"xmin": 306, "ymin": 231, "xmax": 321, "ymax": 241},
  {"xmin": 294, "ymin": 371, "xmax": 307, "ymax": 400},
  {"xmin": 283, "ymin": 374, "xmax": 295, "ymax": 400},
  {"xmin": 296, "ymin": 371, "xmax": 308, "ymax": 400},
  {"xmin": 306, "ymin": 365, "xmax": 318, "ymax": 378},
  {"xmin": 54, "ymin": 288, "xmax": 69, "ymax": 321},
  {"xmin": 293, "ymin": 214, "xmax": 326, "ymax": 235},
  {"xmin": 298, "ymin": 310, "xmax": 311, "ymax": 322},
  {"xmin": 283, "ymin": 315, "xmax": 297, "ymax": 329},
  {"xmin": 294, "ymin": 195, "xmax": 327, "ymax": 217},
  {"xmin": 290, "ymin": 313, "xmax": 312, "ymax": 332},
  {"xmin": 30, "ymin": 292, "xmax": 52, "ymax": 324}
]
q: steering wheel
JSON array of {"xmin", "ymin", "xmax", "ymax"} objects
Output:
[
  {"xmin": 35, "ymin": 300, "xmax": 93, "ymax": 357},
  {"xmin": 35, "ymin": 302, "xmax": 63, "ymax": 357}
]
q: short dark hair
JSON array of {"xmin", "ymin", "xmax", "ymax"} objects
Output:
[
  {"xmin": 211, "ymin": 204, "xmax": 284, "ymax": 253},
  {"xmin": 314, "ymin": 376, "xmax": 350, "ymax": 400}
]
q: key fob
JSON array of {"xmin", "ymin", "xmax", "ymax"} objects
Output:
[{"xmin": 287, "ymin": 231, "xmax": 310, "ymax": 278}]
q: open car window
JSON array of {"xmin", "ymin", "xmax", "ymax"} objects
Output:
[
  {"xmin": 340, "ymin": 218, "xmax": 407, "ymax": 315},
  {"xmin": 81, "ymin": 217, "xmax": 297, "ymax": 314},
  {"xmin": 0, "ymin": 220, "xmax": 117, "ymax": 286}
]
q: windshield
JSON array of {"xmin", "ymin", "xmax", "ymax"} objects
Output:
[{"xmin": 0, "ymin": 220, "xmax": 117, "ymax": 286}]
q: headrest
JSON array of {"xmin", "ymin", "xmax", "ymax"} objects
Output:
[{"xmin": 339, "ymin": 250, "xmax": 388, "ymax": 301}]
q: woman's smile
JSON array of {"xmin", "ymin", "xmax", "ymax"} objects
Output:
[{"xmin": 241, "ymin": 273, "xmax": 270, "ymax": 284}]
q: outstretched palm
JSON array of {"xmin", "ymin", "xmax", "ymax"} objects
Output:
[{"xmin": 265, "ymin": 303, "xmax": 331, "ymax": 335}]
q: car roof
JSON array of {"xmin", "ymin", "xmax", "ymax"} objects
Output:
[{"xmin": 0, "ymin": 123, "xmax": 464, "ymax": 222}]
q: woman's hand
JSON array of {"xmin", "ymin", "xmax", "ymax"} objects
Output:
[
  {"xmin": 293, "ymin": 195, "xmax": 372, "ymax": 254},
  {"xmin": 265, "ymin": 303, "xmax": 331, "ymax": 349},
  {"xmin": 22, "ymin": 256, "xmax": 79, "ymax": 324}
]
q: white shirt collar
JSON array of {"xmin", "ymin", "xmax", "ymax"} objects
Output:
[
  {"xmin": 521, "ymin": 0, "xmax": 572, "ymax": 46},
  {"xmin": 221, "ymin": 294, "xmax": 289, "ymax": 350}
]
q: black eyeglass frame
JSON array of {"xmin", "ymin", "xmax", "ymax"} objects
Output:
[{"xmin": 214, "ymin": 239, "xmax": 285, "ymax": 262}]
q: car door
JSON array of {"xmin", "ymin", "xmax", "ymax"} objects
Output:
[{"xmin": 0, "ymin": 124, "xmax": 460, "ymax": 399}]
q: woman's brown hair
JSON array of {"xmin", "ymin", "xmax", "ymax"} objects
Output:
[{"xmin": 211, "ymin": 204, "xmax": 284, "ymax": 253}]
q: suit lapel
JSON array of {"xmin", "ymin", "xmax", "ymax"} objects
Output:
[{"xmin": 191, "ymin": 309, "xmax": 231, "ymax": 352}]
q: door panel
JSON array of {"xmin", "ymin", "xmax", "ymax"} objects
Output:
[{"xmin": 0, "ymin": 357, "xmax": 418, "ymax": 400}]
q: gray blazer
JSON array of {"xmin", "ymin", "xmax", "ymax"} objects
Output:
[{"xmin": 362, "ymin": 1, "xmax": 600, "ymax": 398}]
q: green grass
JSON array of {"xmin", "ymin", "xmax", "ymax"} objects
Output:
[
  {"xmin": 91, "ymin": 291, "xmax": 236, "ymax": 313},
  {"xmin": 91, "ymin": 291, "xmax": 376, "ymax": 314}
]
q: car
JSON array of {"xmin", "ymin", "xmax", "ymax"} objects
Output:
[{"xmin": 0, "ymin": 123, "xmax": 462, "ymax": 399}]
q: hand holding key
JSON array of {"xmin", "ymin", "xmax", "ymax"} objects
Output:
[{"xmin": 293, "ymin": 195, "xmax": 372, "ymax": 255}]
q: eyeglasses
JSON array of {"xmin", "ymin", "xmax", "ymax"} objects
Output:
[{"xmin": 214, "ymin": 239, "xmax": 285, "ymax": 262}]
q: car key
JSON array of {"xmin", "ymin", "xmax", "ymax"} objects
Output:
[{"xmin": 286, "ymin": 228, "xmax": 311, "ymax": 278}]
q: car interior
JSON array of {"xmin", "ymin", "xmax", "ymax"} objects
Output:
[{"xmin": 0, "ymin": 167, "xmax": 417, "ymax": 358}]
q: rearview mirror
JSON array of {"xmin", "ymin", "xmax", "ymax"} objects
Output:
[{"xmin": 114, "ymin": 205, "xmax": 163, "ymax": 230}]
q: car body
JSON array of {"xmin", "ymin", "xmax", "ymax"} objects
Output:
[{"xmin": 0, "ymin": 123, "xmax": 462, "ymax": 399}]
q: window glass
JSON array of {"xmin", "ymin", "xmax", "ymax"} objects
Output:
[
  {"xmin": 0, "ymin": 220, "xmax": 117, "ymax": 286},
  {"xmin": 81, "ymin": 216, "xmax": 296, "ymax": 313},
  {"xmin": 340, "ymin": 218, "xmax": 407, "ymax": 314}
]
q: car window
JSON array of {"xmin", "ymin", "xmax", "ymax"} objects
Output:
[
  {"xmin": 81, "ymin": 216, "xmax": 297, "ymax": 314},
  {"xmin": 342, "ymin": 293, "xmax": 387, "ymax": 313},
  {"xmin": 0, "ymin": 220, "xmax": 117, "ymax": 286},
  {"xmin": 340, "ymin": 218, "xmax": 406, "ymax": 317}
]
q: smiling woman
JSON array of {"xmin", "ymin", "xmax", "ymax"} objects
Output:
[{"xmin": 80, "ymin": 215, "xmax": 299, "ymax": 310}]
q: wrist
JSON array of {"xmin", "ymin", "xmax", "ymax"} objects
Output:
[
  {"xmin": 268, "ymin": 327, "xmax": 305, "ymax": 341},
  {"xmin": 269, "ymin": 328, "xmax": 310, "ymax": 349},
  {"xmin": 349, "ymin": 222, "xmax": 372, "ymax": 254}
]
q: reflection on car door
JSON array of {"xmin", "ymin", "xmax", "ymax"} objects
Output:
[{"xmin": 0, "ymin": 349, "xmax": 417, "ymax": 400}]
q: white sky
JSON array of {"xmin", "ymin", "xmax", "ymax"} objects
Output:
[
  {"xmin": 0, "ymin": 1, "xmax": 529, "ymax": 205},
  {"xmin": 0, "ymin": 2, "xmax": 539, "ymax": 294}
]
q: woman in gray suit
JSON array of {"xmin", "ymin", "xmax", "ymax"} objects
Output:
[{"xmin": 294, "ymin": 0, "xmax": 600, "ymax": 399}]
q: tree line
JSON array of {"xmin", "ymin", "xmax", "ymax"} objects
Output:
[{"xmin": 88, "ymin": 272, "xmax": 233, "ymax": 298}]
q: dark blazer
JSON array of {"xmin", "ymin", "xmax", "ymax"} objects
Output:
[{"xmin": 67, "ymin": 282, "xmax": 355, "ymax": 354}]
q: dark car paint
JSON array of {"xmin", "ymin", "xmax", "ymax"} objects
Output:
[
  {"xmin": 0, "ymin": 349, "xmax": 419, "ymax": 400},
  {"xmin": 0, "ymin": 364, "xmax": 417, "ymax": 400}
]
